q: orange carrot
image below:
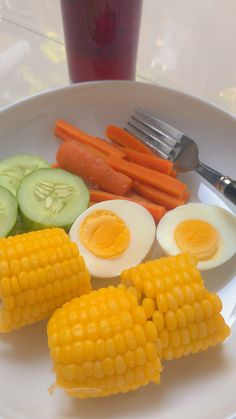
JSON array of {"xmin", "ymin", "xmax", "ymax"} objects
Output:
[
  {"xmin": 56, "ymin": 127, "xmax": 107, "ymax": 160},
  {"xmin": 55, "ymin": 127, "xmax": 74, "ymax": 143},
  {"xmin": 105, "ymin": 125, "xmax": 155, "ymax": 156},
  {"xmin": 89, "ymin": 189, "xmax": 166, "ymax": 222},
  {"xmin": 133, "ymin": 181, "xmax": 188, "ymax": 210},
  {"xmin": 127, "ymin": 191, "xmax": 150, "ymax": 202},
  {"xmin": 121, "ymin": 147, "xmax": 173, "ymax": 175},
  {"xmin": 106, "ymin": 155, "xmax": 187, "ymax": 199},
  {"xmin": 55, "ymin": 120, "xmax": 126, "ymax": 159},
  {"xmin": 170, "ymin": 169, "xmax": 177, "ymax": 178},
  {"xmin": 51, "ymin": 163, "xmax": 60, "ymax": 168},
  {"xmin": 81, "ymin": 143, "xmax": 107, "ymax": 159},
  {"xmin": 56, "ymin": 141, "xmax": 133, "ymax": 196}
]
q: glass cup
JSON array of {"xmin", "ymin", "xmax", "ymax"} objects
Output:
[{"xmin": 60, "ymin": 0, "xmax": 143, "ymax": 82}]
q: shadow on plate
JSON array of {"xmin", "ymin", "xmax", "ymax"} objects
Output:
[
  {"xmin": 55, "ymin": 345, "xmax": 229, "ymax": 419},
  {"xmin": 0, "ymin": 320, "xmax": 48, "ymax": 361},
  {"xmin": 203, "ymin": 254, "xmax": 236, "ymax": 293}
]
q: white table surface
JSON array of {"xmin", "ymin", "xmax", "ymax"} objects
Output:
[{"xmin": 1, "ymin": 0, "xmax": 236, "ymax": 114}]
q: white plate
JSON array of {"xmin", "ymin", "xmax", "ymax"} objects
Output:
[{"xmin": 0, "ymin": 81, "xmax": 235, "ymax": 419}]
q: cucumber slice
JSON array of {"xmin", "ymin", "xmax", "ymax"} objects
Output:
[
  {"xmin": 17, "ymin": 168, "xmax": 89, "ymax": 232},
  {"xmin": 0, "ymin": 185, "xmax": 18, "ymax": 237},
  {"xmin": 0, "ymin": 155, "xmax": 50, "ymax": 196}
]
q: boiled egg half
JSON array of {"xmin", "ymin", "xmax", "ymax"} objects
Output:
[
  {"xmin": 156, "ymin": 203, "xmax": 236, "ymax": 270},
  {"xmin": 69, "ymin": 200, "xmax": 156, "ymax": 278}
]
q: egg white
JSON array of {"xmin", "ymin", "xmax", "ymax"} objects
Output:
[
  {"xmin": 69, "ymin": 200, "xmax": 156, "ymax": 278},
  {"xmin": 156, "ymin": 203, "xmax": 236, "ymax": 270}
]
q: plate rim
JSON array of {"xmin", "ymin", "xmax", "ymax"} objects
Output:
[
  {"xmin": 1, "ymin": 79, "xmax": 236, "ymax": 125},
  {"xmin": 0, "ymin": 79, "xmax": 235, "ymax": 419}
]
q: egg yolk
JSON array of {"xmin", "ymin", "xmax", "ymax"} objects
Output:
[
  {"xmin": 174, "ymin": 219, "xmax": 219, "ymax": 260},
  {"xmin": 79, "ymin": 210, "xmax": 131, "ymax": 259}
]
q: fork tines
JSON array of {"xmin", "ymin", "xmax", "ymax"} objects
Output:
[{"xmin": 126, "ymin": 109, "xmax": 181, "ymax": 159}]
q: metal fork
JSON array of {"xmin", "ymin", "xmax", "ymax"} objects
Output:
[{"xmin": 126, "ymin": 108, "xmax": 236, "ymax": 205}]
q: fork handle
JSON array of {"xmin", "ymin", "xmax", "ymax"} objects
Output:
[
  {"xmin": 196, "ymin": 162, "xmax": 236, "ymax": 205},
  {"xmin": 217, "ymin": 177, "xmax": 236, "ymax": 205}
]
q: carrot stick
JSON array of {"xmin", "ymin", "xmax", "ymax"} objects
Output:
[
  {"xmin": 133, "ymin": 181, "xmax": 188, "ymax": 210},
  {"xmin": 56, "ymin": 141, "xmax": 133, "ymax": 196},
  {"xmin": 121, "ymin": 147, "xmax": 173, "ymax": 175},
  {"xmin": 106, "ymin": 155, "xmax": 187, "ymax": 199},
  {"xmin": 81, "ymin": 143, "xmax": 107, "ymax": 159},
  {"xmin": 126, "ymin": 191, "xmax": 150, "ymax": 202},
  {"xmin": 105, "ymin": 125, "xmax": 155, "ymax": 156},
  {"xmin": 55, "ymin": 120, "xmax": 126, "ymax": 159},
  {"xmin": 89, "ymin": 189, "xmax": 166, "ymax": 222},
  {"xmin": 51, "ymin": 163, "xmax": 60, "ymax": 168},
  {"xmin": 55, "ymin": 127, "xmax": 74, "ymax": 142},
  {"xmin": 56, "ymin": 127, "xmax": 108, "ymax": 159},
  {"xmin": 170, "ymin": 169, "xmax": 177, "ymax": 178}
]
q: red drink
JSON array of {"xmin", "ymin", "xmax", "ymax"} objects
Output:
[{"xmin": 60, "ymin": 0, "xmax": 143, "ymax": 82}]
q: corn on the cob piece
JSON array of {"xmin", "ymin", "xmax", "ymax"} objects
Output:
[
  {"xmin": 121, "ymin": 253, "xmax": 230, "ymax": 360},
  {"xmin": 47, "ymin": 286, "xmax": 163, "ymax": 399},
  {"xmin": 0, "ymin": 228, "xmax": 91, "ymax": 332}
]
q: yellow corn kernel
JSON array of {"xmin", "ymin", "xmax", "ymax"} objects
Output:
[
  {"xmin": 0, "ymin": 276, "xmax": 11, "ymax": 297},
  {"xmin": 133, "ymin": 324, "xmax": 146, "ymax": 346},
  {"xmin": 114, "ymin": 334, "xmax": 126, "ymax": 354},
  {"xmin": 154, "ymin": 278, "xmax": 164, "ymax": 294},
  {"xmin": 99, "ymin": 319, "xmax": 112, "ymax": 339},
  {"xmin": 183, "ymin": 285, "xmax": 195, "ymax": 304},
  {"xmin": 165, "ymin": 311, "xmax": 177, "ymax": 331},
  {"xmin": 192, "ymin": 283, "xmax": 204, "ymax": 301},
  {"xmin": 130, "ymin": 270, "xmax": 143, "ymax": 292},
  {"xmin": 114, "ymin": 355, "xmax": 126, "ymax": 374},
  {"xmin": 126, "ymin": 286, "xmax": 142, "ymax": 303},
  {"xmin": 166, "ymin": 292, "xmax": 178, "ymax": 311},
  {"xmin": 4, "ymin": 296, "xmax": 15, "ymax": 310},
  {"xmin": 152, "ymin": 311, "xmax": 164, "ymax": 332},
  {"xmin": 102, "ymin": 358, "xmax": 114, "ymax": 376},
  {"xmin": 159, "ymin": 330, "xmax": 169, "ymax": 349},
  {"xmin": 106, "ymin": 338, "xmax": 117, "ymax": 358},
  {"xmin": 93, "ymin": 361, "xmax": 104, "ymax": 379},
  {"xmin": 47, "ymin": 286, "xmax": 162, "ymax": 398},
  {"xmin": 125, "ymin": 368, "xmax": 135, "ymax": 384},
  {"xmin": 202, "ymin": 299, "xmax": 213, "ymax": 319},
  {"xmin": 180, "ymin": 329, "xmax": 191, "ymax": 345},
  {"xmin": 198, "ymin": 322, "xmax": 208, "ymax": 338},
  {"xmin": 193, "ymin": 302, "xmax": 204, "ymax": 322},
  {"xmin": 144, "ymin": 321, "xmax": 158, "ymax": 342},
  {"xmin": 182, "ymin": 304, "xmax": 195, "ymax": 323},
  {"xmin": 209, "ymin": 294, "xmax": 223, "ymax": 314},
  {"xmin": 142, "ymin": 298, "xmax": 156, "ymax": 319},
  {"xmin": 124, "ymin": 350, "xmax": 136, "ymax": 368},
  {"xmin": 11, "ymin": 276, "xmax": 21, "ymax": 294},
  {"xmin": 205, "ymin": 318, "xmax": 216, "ymax": 335},
  {"xmin": 120, "ymin": 254, "xmax": 230, "ymax": 362},
  {"xmin": 172, "ymin": 286, "xmax": 185, "ymax": 306},
  {"xmin": 143, "ymin": 281, "xmax": 155, "ymax": 299},
  {"xmin": 188, "ymin": 323, "xmax": 198, "ymax": 340},
  {"xmin": 132, "ymin": 306, "xmax": 146, "ymax": 325},
  {"xmin": 120, "ymin": 311, "xmax": 133, "ymax": 330},
  {"xmin": 175, "ymin": 308, "xmax": 187, "ymax": 328},
  {"xmin": 0, "ymin": 260, "xmax": 10, "ymax": 277},
  {"xmin": 169, "ymin": 330, "xmax": 181, "ymax": 347},
  {"xmin": 124, "ymin": 330, "xmax": 136, "ymax": 350},
  {"xmin": 62, "ymin": 364, "xmax": 76, "ymax": 382},
  {"xmin": 0, "ymin": 228, "xmax": 91, "ymax": 332},
  {"xmin": 156, "ymin": 294, "xmax": 168, "ymax": 313}
]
